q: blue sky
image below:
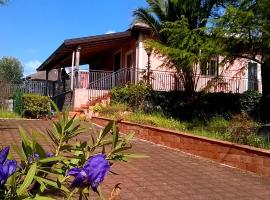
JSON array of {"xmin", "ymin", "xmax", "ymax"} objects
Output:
[{"xmin": 0, "ymin": 0, "xmax": 147, "ymax": 76}]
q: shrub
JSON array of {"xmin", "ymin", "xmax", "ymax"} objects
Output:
[
  {"xmin": 110, "ymin": 82, "xmax": 151, "ymax": 110},
  {"xmin": 13, "ymin": 90, "xmax": 23, "ymax": 115},
  {"xmin": 111, "ymin": 83, "xmax": 263, "ymax": 121},
  {"xmin": 99, "ymin": 103, "xmax": 129, "ymax": 118},
  {"xmin": 239, "ymin": 90, "xmax": 261, "ymax": 117},
  {"xmin": 227, "ymin": 113, "xmax": 260, "ymax": 145},
  {"xmin": 22, "ymin": 93, "xmax": 51, "ymax": 118},
  {"xmin": 92, "ymin": 103, "xmax": 104, "ymax": 113},
  {"xmin": 145, "ymin": 91, "xmax": 263, "ymax": 121}
]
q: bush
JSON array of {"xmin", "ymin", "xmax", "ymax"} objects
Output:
[
  {"xmin": 13, "ymin": 90, "xmax": 23, "ymax": 115},
  {"xmin": 110, "ymin": 82, "xmax": 151, "ymax": 110},
  {"xmin": 22, "ymin": 93, "xmax": 51, "ymax": 118},
  {"xmin": 144, "ymin": 91, "xmax": 263, "ymax": 121},
  {"xmin": 92, "ymin": 103, "xmax": 104, "ymax": 113},
  {"xmin": 99, "ymin": 103, "xmax": 129, "ymax": 118},
  {"xmin": 239, "ymin": 90, "xmax": 261, "ymax": 117},
  {"xmin": 227, "ymin": 113, "xmax": 260, "ymax": 145},
  {"xmin": 110, "ymin": 83, "xmax": 263, "ymax": 121}
]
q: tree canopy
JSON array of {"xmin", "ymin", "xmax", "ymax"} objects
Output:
[
  {"xmin": 0, "ymin": 0, "xmax": 7, "ymax": 5},
  {"xmin": 0, "ymin": 57, "xmax": 23, "ymax": 84},
  {"xmin": 133, "ymin": 0, "xmax": 235, "ymax": 95},
  {"xmin": 211, "ymin": 0, "xmax": 270, "ymax": 120}
]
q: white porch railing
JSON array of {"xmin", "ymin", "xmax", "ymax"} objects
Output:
[{"xmin": 87, "ymin": 68, "xmax": 262, "ymax": 102}]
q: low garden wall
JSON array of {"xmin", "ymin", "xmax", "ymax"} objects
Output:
[{"xmin": 92, "ymin": 116, "xmax": 270, "ymax": 176}]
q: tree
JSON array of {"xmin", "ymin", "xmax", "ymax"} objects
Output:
[
  {"xmin": 0, "ymin": 57, "xmax": 23, "ymax": 84},
  {"xmin": 0, "ymin": 0, "xmax": 7, "ymax": 5},
  {"xmin": 133, "ymin": 0, "xmax": 237, "ymax": 95},
  {"xmin": 213, "ymin": 0, "xmax": 270, "ymax": 120}
]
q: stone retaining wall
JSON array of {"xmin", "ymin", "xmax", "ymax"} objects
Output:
[{"xmin": 92, "ymin": 116, "xmax": 270, "ymax": 176}]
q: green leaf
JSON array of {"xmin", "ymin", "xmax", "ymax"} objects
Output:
[
  {"xmin": 19, "ymin": 127, "xmax": 33, "ymax": 157},
  {"xmin": 34, "ymin": 197, "xmax": 56, "ymax": 200},
  {"xmin": 111, "ymin": 146, "xmax": 132, "ymax": 155},
  {"xmin": 50, "ymin": 99, "xmax": 60, "ymax": 115},
  {"xmin": 34, "ymin": 142, "xmax": 46, "ymax": 158},
  {"xmin": 122, "ymin": 153, "xmax": 148, "ymax": 159},
  {"xmin": 124, "ymin": 133, "xmax": 134, "ymax": 143},
  {"xmin": 98, "ymin": 120, "xmax": 114, "ymax": 141},
  {"xmin": 17, "ymin": 162, "xmax": 37, "ymax": 195},
  {"xmin": 38, "ymin": 156, "xmax": 61, "ymax": 163},
  {"xmin": 64, "ymin": 114, "xmax": 76, "ymax": 131},
  {"xmin": 112, "ymin": 121, "xmax": 119, "ymax": 150},
  {"xmin": 35, "ymin": 177, "xmax": 47, "ymax": 193},
  {"xmin": 34, "ymin": 176, "xmax": 69, "ymax": 193},
  {"xmin": 12, "ymin": 144, "xmax": 26, "ymax": 160}
]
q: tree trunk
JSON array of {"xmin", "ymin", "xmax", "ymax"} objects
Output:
[
  {"xmin": 183, "ymin": 69, "xmax": 195, "ymax": 97},
  {"xmin": 260, "ymin": 57, "xmax": 270, "ymax": 121},
  {"xmin": 261, "ymin": 57, "xmax": 270, "ymax": 97}
]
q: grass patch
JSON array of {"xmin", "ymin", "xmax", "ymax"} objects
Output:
[
  {"xmin": 0, "ymin": 109, "xmax": 21, "ymax": 119},
  {"xmin": 125, "ymin": 112, "xmax": 187, "ymax": 131},
  {"xmin": 98, "ymin": 103, "xmax": 270, "ymax": 149}
]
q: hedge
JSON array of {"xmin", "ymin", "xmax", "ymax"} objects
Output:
[
  {"xmin": 110, "ymin": 84, "xmax": 262, "ymax": 121},
  {"xmin": 22, "ymin": 94, "xmax": 51, "ymax": 118}
]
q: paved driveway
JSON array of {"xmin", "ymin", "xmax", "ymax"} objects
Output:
[{"xmin": 1, "ymin": 119, "xmax": 270, "ymax": 199}]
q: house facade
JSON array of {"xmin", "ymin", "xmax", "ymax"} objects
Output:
[{"xmin": 37, "ymin": 23, "xmax": 262, "ymax": 109}]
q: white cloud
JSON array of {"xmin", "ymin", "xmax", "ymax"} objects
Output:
[
  {"xmin": 23, "ymin": 60, "xmax": 42, "ymax": 76},
  {"xmin": 105, "ymin": 30, "xmax": 116, "ymax": 34}
]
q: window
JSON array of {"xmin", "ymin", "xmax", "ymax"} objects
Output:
[{"xmin": 200, "ymin": 58, "xmax": 219, "ymax": 76}]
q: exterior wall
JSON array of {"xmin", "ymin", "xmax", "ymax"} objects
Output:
[
  {"xmin": 120, "ymin": 40, "xmax": 137, "ymax": 69},
  {"xmin": 73, "ymin": 88, "xmax": 89, "ymax": 108},
  {"xmin": 74, "ymin": 88, "xmax": 109, "ymax": 108},
  {"xmin": 138, "ymin": 32, "xmax": 262, "ymax": 93},
  {"xmin": 75, "ymin": 31, "xmax": 262, "ymax": 98}
]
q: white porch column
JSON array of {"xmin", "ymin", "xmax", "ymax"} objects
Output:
[
  {"xmin": 75, "ymin": 46, "xmax": 81, "ymax": 88},
  {"xmin": 71, "ymin": 50, "xmax": 75, "ymax": 90},
  {"xmin": 137, "ymin": 34, "xmax": 143, "ymax": 69},
  {"xmin": 136, "ymin": 34, "xmax": 144, "ymax": 83}
]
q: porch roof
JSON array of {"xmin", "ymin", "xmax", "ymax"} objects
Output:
[{"xmin": 37, "ymin": 30, "xmax": 136, "ymax": 71}]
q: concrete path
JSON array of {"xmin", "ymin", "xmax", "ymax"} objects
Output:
[{"xmin": 1, "ymin": 119, "xmax": 270, "ymax": 199}]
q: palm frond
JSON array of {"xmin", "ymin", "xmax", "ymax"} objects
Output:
[{"xmin": 133, "ymin": 7, "xmax": 161, "ymax": 36}]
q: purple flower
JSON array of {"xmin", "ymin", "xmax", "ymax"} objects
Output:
[
  {"xmin": 27, "ymin": 152, "xmax": 40, "ymax": 163},
  {"xmin": 67, "ymin": 154, "xmax": 110, "ymax": 190},
  {"xmin": 0, "ymin": 147, "xmax": 17, "ymax": 187},
  {"xmin": 46, "ymin": 152, "xmax": 54, "ymax": 158}
]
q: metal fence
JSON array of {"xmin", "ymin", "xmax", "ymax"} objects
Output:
[
  {"xmin": 76, "ymin": 70, "xmax": 113, "ymax": 89},
  {"xmin": 3, "ymin": 81, "xmax": 54, "ymax": 97},
  {"xmin": 87, "ymin": 68, "xmax": 263, "ymax": 102}
]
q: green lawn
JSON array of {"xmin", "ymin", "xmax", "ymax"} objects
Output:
[{"xmin": 0, "ymin": 109, "xmax": 21, "ymax": 119}]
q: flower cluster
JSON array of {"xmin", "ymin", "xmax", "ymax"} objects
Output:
[
  {"xmin": 0, "ymin": 111, "xmax": 141, "ymax": 199},
  {"xmin": 0, "ymin": 147, "xmax": 17, "ymax": 187},
  {"xmin": 68, "ymin": 154, "xmax": 110, "ymax": 191}
]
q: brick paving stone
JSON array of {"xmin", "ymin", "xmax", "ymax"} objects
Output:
[{"xmin": 1, "ymin": 119, "xmax": 270, "ymax": 199}]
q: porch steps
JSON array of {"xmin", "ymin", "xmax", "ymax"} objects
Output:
[
  {"xmin": 68, "ymin": 111, "xmax": 83, "ymax": 118},
  {"xmin": 69, "ymin": 95, "xmax": 111, "ymax": 119}
]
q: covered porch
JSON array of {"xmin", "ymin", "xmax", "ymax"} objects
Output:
[{"xmin": 37, "ymin": 28, "xmax": 145, "ymax": 109}]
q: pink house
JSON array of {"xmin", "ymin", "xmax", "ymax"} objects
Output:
[{"xmin": 37, "ymin": 23, "xmax": 262, "ymax": 109}]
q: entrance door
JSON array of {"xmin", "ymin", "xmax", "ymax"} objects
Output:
[
  {"xmin": 125, "ymin": 52, "xmax": 134, "ymax": 83},
  {"xmin": 114, "ymin": 52, "xmax": 121, "ymax": 72},
  {"xmin": 248, "ymin": 62, "xmax": 258, "ymax": 91},
  {"xmin": 113, "ymin": 51, "xmax": 121, "ymax": 86}
]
